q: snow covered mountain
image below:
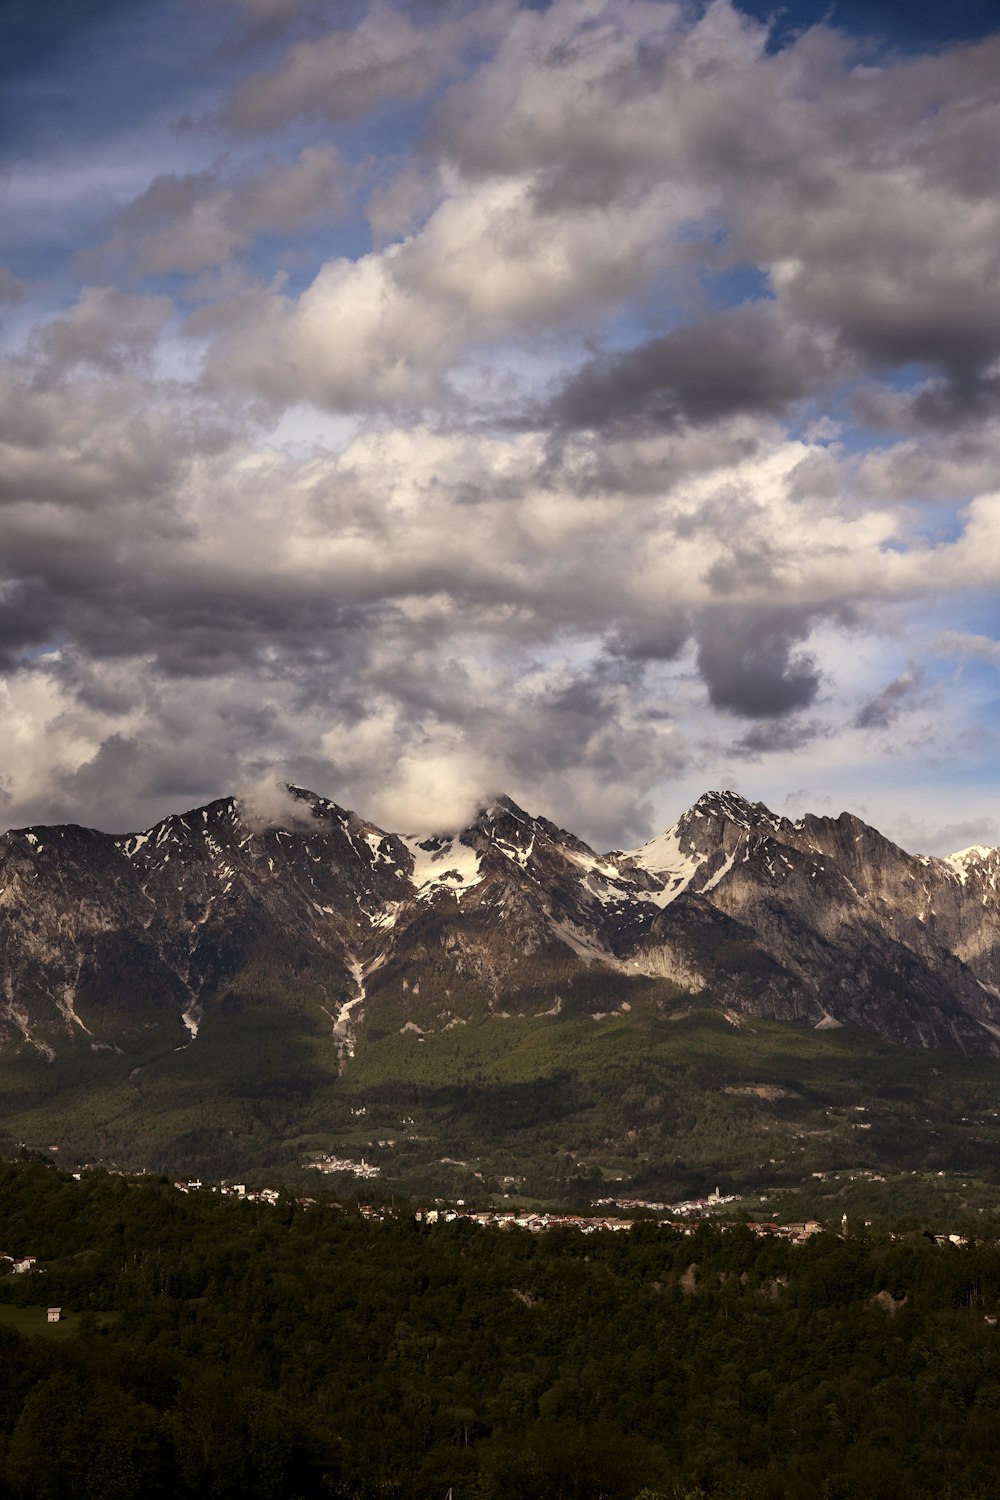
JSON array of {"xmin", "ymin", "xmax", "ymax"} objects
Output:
[{"xmin": 2, "ymin": 785, "xmax": 1000, "ymax": 1062}]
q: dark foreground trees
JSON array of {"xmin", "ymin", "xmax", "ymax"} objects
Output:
[{"xmin": 1, "ymin": 1160, "xmax": 1000, "ymax": 1498}]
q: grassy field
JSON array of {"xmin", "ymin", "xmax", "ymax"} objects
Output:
[{"xmin": 0, "ymin": 1305, "xmax": 119, "ymax": 1340}]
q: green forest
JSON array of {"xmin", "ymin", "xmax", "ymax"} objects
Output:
[{"xmin": 1, "ymin": 1158, "xmax": 1000, "ymax": 1498}]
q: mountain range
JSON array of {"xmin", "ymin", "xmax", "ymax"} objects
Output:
[{"xmin": 3, "ymin": 783, "xmax": 1000, "ymax": 1064}]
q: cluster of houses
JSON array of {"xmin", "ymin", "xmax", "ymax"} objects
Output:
[
  {"xmin": 744, "ymin": 1219, "xmax": 826, "ymax": 1244},
  {"xmin": 412, "ymin": 1206, "xmax": 832, "ymax": 1239},
  {"xmin": 417, "ymin": 1208, "xmax": 636, "ymax": 1233},
  {"xmin": 811, "ymin": 1169, "xmax": 885, "ymax": 1183},
  {"xmin": 305, "ymin": 1155, "xmax": 382, "ymax": 1179},
  {"xmin": 595, "ymin": 1188, "xmax": 741, "ymax": 1217},
  {"xmin": 174, "ymin": 1180, "xmax": 281, "ymax": 1204},
  {"xmin": 174, "ymin": 1175, "xmax": 390, "ymax": 1204},
  {"xmin": 0, "ymin": 1253, "xmax": 37, "ymax": 1274}
]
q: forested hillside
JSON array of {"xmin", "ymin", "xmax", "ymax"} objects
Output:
[{"xmin": 1, "ymin": 1160, "xmax": 1000, "ymax": 1498}]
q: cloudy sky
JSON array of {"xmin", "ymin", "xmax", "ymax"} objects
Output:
[{"xmin": 3, "ymin": 0, "xmax": 1000, "ymax": 850}]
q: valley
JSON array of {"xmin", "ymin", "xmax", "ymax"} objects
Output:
[{"xmin": 4, "ymin": 1003, "xmax": 1000, "ymax": 1225}]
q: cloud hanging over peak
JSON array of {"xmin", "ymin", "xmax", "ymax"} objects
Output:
[{"xmin": 235, "ymin": 772, "xmax": 319, "ymax": 831}]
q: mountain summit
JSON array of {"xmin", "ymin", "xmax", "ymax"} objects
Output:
[{"xmin": 2, "ymin": 787, "xmax": 1000, "ymax": 1063}]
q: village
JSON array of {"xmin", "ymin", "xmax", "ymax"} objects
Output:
[
  {"xmin": 414, "ymin": 1205, "xmax": 832, "ymax": 1243},
  {"xmin": 0, "ymin": 1163, "xmax": 973, "ymax": 1283}
]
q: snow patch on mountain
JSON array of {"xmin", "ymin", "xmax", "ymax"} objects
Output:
[
  {"xmin": 403, "ymin": 834, "xmax": 483, "ymax": 899},
  {"xmin": 563, "ymin": 846, "xmax": 632, "ymax": 906},
  {"xmin": 621, "ymin": 826, "xmax": 704, "ymax": 907},
  {"xmin": 945, "ymin": 846, "xmax": 999, "ymax": 886},
  {"xmin": 331, "ymin": 955, "xmax": 382, "ymax": 1064},
  {"xmin": 702, "ymin": 848, "xmax": 739, "ymax": 892},
  {"xmin": 493, "ymin": 833, "xmax": 536, "ymax": 867}
]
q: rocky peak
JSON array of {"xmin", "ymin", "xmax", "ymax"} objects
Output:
[
  {"xmin": 688, "ymin": 789, "xmax": 756, "ymax": 826},
  {"xmin": 675, "ymin": 790, "xmax": 793, "ymax": 849},
  {"xmin": 944, "ymin": 844, "xmax": 1000, "ymax": 886},
  {"xmin": 4, "ymin": 783, "xmax": 1000, "ymax": 1061},
  {"xmin": 466, "ymin": 794, "xmax": 535, "ymax": 848}
]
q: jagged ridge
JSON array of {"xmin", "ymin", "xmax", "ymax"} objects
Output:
[{"xmin": 1, "ymin": 785, "xmax": 1000, "ymax": 1060}]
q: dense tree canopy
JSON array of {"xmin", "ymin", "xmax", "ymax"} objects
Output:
[{"xmin": 1, "ymin": 1160, "xmax": 999, "ymax": 1498}]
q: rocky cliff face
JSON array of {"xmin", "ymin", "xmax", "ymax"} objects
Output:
[
  {"xmin": 622, "ymin": 794, "xmax": 1000, "ymax": 1053},
  {"xmin": 2, "ymin": 785, "xmax": 999, "ymax": 1060}
]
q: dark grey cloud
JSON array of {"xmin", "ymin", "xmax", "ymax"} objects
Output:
[
  {"xmin": 0, "ymin": 525, "xmax": 389, "ymax": 683},
  {"xmin": 696, "ymin": 609, "xmax": 821, "ymax": 718},
  {"xmin": 548, "ymin": 304, "xmax": 831, "ymax": 431},
  {"xmin": 0, "ymin": 582, "xmax": 65, "ymax": 670},
  {"xmin": 605, "ymin": 618, "xmax": 689, "ymax": 663},
  {"xmin": 909, "ymin": 375, "xmax": 1000, "ymax": 429},
  {"xmin": 854, "ymin": 372, "xmax": 1000, "ymax": 436},
  {"xmin": 854, "ymin": 666, "xmax": 924, "ymax": 730},
  {"xmin": 733, "ymin": 718, "xmax": 824, "ymax": 758}
]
